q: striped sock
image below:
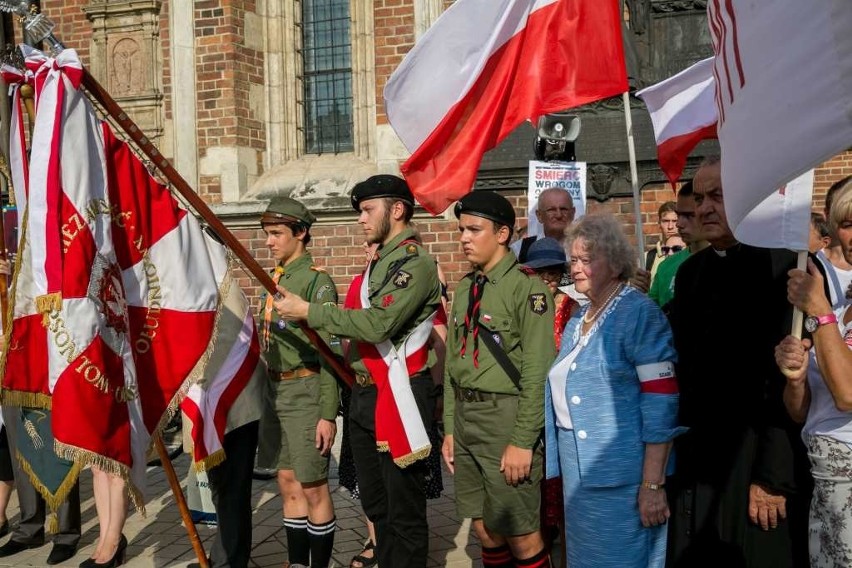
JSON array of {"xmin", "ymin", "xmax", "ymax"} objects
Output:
[
  {"xmin": 307, "ymin": 516, "xmax": 336, "ymax": 568},
  {"xmin": 481, "ymin": 544, "xmax": 514, "ymax": 567},
  {"xmin": 283, "ymin": 516, "xmax": 309, "ymax": 565},
  {"xmin": 514, "ymin": 547, "xmax": 552, "ymax": 568}
]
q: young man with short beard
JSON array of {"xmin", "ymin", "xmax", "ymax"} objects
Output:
[
  {"xmin": 443, "ymin": 191, "xmax": 556, "ymax": 568},
  {"xmin": 274, "ymin": 175, "xmax": 441, "ymax": 568}
]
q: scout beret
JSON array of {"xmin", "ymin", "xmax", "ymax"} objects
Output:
[
  {"xmin": 454, "ymin": 191, "xmax": 516, "ymax": 228},
  {"xmin": 350, "ymin": 175, "xmax": 414, "ymax": 211},
  {"xmin": 261, "ymin": 195, "xmax": 316, "ymax": 226}
]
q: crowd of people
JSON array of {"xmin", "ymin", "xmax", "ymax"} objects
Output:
[{"xmin": 0, "ymin": 162, "xmax": 848, "ymax": 568}]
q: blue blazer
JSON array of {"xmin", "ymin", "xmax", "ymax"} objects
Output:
[{"xmin": 544, "ymin": 286, "xmax": 686, "ymax": 487}]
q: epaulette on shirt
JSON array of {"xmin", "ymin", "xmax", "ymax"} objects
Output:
[
  {"xmin": 310, "ymin": 265, "xmax": 327, "ymax": 273},
  {"xmin": 518, "ymin": 265, "xmax": 536, "ymax": 276},
  {"xmin": 399, "ymin": 238, "xmax": 420, "ymax": 256}
]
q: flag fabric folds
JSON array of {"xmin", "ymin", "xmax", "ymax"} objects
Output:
[
  {"xmin": 180, "ymin": 237, "xmax": 265, "ymax": 472},
  {"xmin": 729, "ymin": 170, "xmax": 813, "ymax": 251},
  {"xmin": 709, "ymin": 0, "xmax": 852, "ymax": 238},
  {"xmin": 1, "ymin": 47, "xmax": 252, "ymax": 506},
  {"xmin": 636, "ymin": 57, "xmax": 717, "ymax": 188},
  {"xmin": 385, "ymin": 0, "xmax": 628, "ymax": 214}
]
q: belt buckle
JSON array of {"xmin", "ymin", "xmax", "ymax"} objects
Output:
[
  {"xmin": 356, "ymin": 374, "xmax": 370, "ymax": 387},
  {"xmin": 462, "ymin": 388, "xmax": 477, "ymax": 403}
]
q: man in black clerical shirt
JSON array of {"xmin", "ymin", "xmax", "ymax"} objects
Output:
[{"xmin": 666, "ymin": 157, "xmax": 811, "ymax": 568}]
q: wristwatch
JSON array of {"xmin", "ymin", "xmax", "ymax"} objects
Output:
[
  {"xmin": 641, "ymin": 480, "xmax": 665, "ymax": 491},
  {"xmin": 804, "ymin": 313, "xmax": 838, "ymax": 333}
]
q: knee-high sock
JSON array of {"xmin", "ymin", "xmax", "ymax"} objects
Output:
[
  {"xmin": 482, "ymin": 544, "xmax": 514, "ymax": 568},
  {"xmin": 307, "ymin": 517, "xmax": 336, "ymax": 568},
  {"xmin": 514, "ymin": 547, "xmax": 552, "ymax": 568},
  {"xmin": 283, "ymin": 516, "xmax": 309, "ymax": 565}
]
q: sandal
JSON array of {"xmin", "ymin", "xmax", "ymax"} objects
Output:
[{"xmin": 350, "ymin": 539, "xmax": 377, "ymax": 568}]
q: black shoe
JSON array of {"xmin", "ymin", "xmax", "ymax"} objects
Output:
[
  {"xmin": 91, "ymin": 534, "xmax": 126, "ymax": 568},
  {"xmin": 0, "ymin": 521, "xmax": 8, "ymax": 539},
  {"xmin": 46, "ymin": 543, "xmax": 78, "ymax": 565},
  {"xmin": 0, "ymin": 539, "xmax": 43, "ymax": 557}
]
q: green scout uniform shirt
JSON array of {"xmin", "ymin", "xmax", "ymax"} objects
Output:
[
  {"xmin": 307, "ymin": 227, "xmax": 441, "ymax": 376},
  {"xmin": 648, "ymin": 248, "xmax": 689, "ymax": 308},
  {"xmin": 265, "ymin": 252, "xmax": 340, "ymax": 420},
  {"xmin": 444, "ymin": 252, "xmax": 556, "ymax": 449}
]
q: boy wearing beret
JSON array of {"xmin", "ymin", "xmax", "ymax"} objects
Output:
[{"xmin": 443, "ymin": 191, "xmax": 556, "ymax": 568}]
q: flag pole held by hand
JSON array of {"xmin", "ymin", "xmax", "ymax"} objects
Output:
[{"xmin": 791, "ymin": 250, "xmax": 807, "ymax": 340}]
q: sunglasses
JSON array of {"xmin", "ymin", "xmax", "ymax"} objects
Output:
[{"xmin": 661, "ymin": 245, "xmax": 683, "ymax": 255}]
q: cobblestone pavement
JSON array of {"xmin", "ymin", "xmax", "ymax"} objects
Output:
[{"xmin": 0, "ymin": 417, "xmax": 482, "ymax": 567}]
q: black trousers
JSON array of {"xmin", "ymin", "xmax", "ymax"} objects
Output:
[
  {"xmin": 349, "ymin": 376, "xmax": 434, "ymax": 568},
  {"xmin": 207, "ymin": 420, "xmax": 259, "ymax": 568}
]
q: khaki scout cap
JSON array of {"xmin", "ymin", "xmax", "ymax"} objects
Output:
[{"xmin": 261, "ymin": 196, "xmax": 316, "ymax": 226}]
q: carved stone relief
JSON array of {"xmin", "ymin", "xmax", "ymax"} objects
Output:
[
  {"xmin": 111, "ymin": 37, "xmax": 142, "ymax": 96},
  {"xmin": 83, "ymin": 1, "xmax": 163, "ymax": 141}
]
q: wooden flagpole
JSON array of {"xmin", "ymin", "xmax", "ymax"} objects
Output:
[
  {"xmin": 155, "ymin": 437, "xmax": 209, "ymax": 568},
  {"xmin": 80, "ymin": 73, "xmax": 355, "ymax": 388},
  {"xmin": 622, "ymin": 91, "xmax": 646, "ymax": 266}
]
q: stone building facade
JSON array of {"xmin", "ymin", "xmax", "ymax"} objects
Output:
[{"xmin": 36, "ymin": 0, "xmax": 852, "ymax": 303}]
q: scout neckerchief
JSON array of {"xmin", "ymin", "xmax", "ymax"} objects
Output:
[
  {"xmin": 459, "ymin": 273, "xmax": 486, "ymax": 367},
  {"xmin": 356, "ymin": 239, "xmax": 433, "ymax": 467},
  {"xmin": 262, "ymin": 266, "xmax": 285, "ymax": 349}
]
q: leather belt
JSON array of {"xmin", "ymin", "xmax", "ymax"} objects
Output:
[
  {"xmin": 354, "ymin": 371, "xmax": 431, "ymax": 388},
  {"xmin": 271, "ymin": 366, "xmax": 320, "ymax": 381},
  {"xmin": 452, "ymin": 384, "xmax": 516, "ymax": 403}
]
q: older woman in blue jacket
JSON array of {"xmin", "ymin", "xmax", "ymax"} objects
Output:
[{"xmin": 544, "ymin": 215, "xmax": 685, "ymax": 567}]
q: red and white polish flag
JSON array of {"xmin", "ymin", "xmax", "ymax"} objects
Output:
[
  {"xmin": 180, "ymin": 237, "xmax": 264, "ymax": 471},
  {"xmin": 636, "ymin": 57, "xmax": 717, "ymax": 188},
  {"xmin": 384, "ymin": 0, "xmax": 628, "ymax": 214}
]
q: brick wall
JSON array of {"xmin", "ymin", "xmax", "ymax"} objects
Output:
[
  {"xmin": 374, "ymin": 0, "xmax": 416, "ymax": 124},
  {"xmin": 40, "ymin": 0, "xmax": 92, "ymax": 62},
  {"xmin": 814, "ymin": 150, "xmax": 852, "ymax": 213},
  {"xmin": 194, "ymin": 0, "xmax": 265, "ymax": 202}
]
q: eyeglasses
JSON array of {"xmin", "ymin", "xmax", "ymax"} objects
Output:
[{"xmin": 661, "ymin": 245, "xmax": 683, "ymax": 255}]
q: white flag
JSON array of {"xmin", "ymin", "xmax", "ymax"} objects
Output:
[
  {"xmin": 709, "ymin": 0, "xmax": 852, "ymax": 237},
  {"xmin": 731, "ymin": 170, "xmax": 813, "ymax": 251}
]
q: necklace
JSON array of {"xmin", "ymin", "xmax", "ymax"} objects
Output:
[{"xmin": 582, "ymin": 282, "xmax": 623, "ymax": 324}]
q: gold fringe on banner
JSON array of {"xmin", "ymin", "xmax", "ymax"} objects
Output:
[
  {"xmin": 35, "ymin": 292, "xmax": 62, "ymax": 326},
  {"xmin": 53, "ymin": 441, "xmax": 145, "ymax": 516},
  {"xmin": 192, "ymin": 448, "xmax": 226, "ymax": 473},
  {"xmin": 13, "ymin": 452, "xmax": 82, "ymax": 533},
  {"xmin": 149, "ymin": 267, "xmax": 232, "ymax": 454},
  {"xmin": 0, "ymin": 390, "xmax": 52, "ymax": 410},
  {"xmin": 48, "ymin": 512, "xmax": 59, "ymax": 534},
  {"xmin": 393, "ymin": 446, "xmax": 432, "ymax": 469}
]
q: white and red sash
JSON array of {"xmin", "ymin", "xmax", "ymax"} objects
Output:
[{"xmin": 356, "ymin": 258, "xmax": 433, "ymax": 467}]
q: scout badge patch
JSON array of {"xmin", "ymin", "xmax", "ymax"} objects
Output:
[
  {"xmin": 393, "ymin": 270, "xmax": 412, "ymax": 288},
  {"xmin": 529, "ymin": 293, "xmax": 548, "ymax": 314}
]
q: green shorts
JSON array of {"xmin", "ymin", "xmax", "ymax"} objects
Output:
[
  {"xmin": 257, "ymin": 373, "xmax": 329, "ymax": 483},
  {"xmin": 453, "ymin": 394, "xmax": 543, "ymax": 536}
]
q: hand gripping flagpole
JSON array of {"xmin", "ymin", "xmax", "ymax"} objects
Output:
[{"xmin": 0, "ymin": 4, "xmax": 356, "ymax": 390}]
